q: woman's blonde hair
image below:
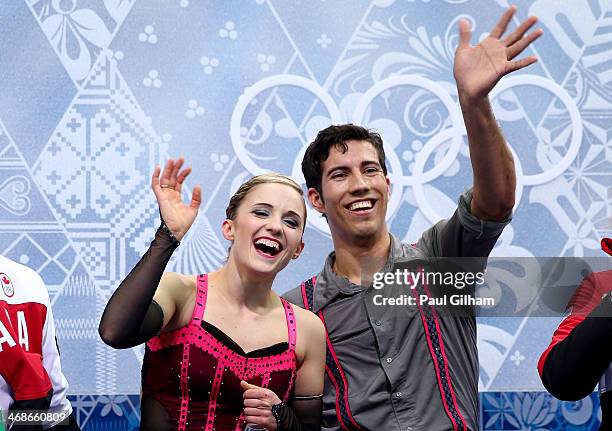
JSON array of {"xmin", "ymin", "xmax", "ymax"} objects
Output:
[{"xmin": 225, "ymin": 173, "xmax": 307, "ymax": 228}]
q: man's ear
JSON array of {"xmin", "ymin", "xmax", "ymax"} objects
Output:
[
  {"xmin": 386, "ymin": 176, "xmax": 391, "ymax": 198},
  {"xmin": 221, "ymin": 219, "xmax": 234, "ymax": 241},
  {"xmin": 292, "ymin": 240, "xmax": 305, "ymax": 259},
  {"xmin": 307, "ymin": 188, "xmax": 326, "ymax": 215}
]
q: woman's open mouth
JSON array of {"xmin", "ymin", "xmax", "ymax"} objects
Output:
[{"xmin": 253, "ymin": 237, "xmax": 283, "ymax": 258}]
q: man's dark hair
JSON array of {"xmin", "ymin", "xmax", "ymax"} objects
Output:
[{"xmin": 301, "ymin": 124, "xmax": 388, "ymax": 196}]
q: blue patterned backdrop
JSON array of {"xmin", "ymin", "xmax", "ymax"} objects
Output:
[{"xmin": 1, "ymin": 0, "xmax": 610, "ymax": 428}]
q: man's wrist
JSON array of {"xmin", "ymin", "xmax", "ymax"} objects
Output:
[{"xmin": 458, "ymin": 89, "xmax": 492, "ymax": 110}]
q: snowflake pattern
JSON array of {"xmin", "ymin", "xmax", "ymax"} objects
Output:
[
  {"xmin": 200, "ymin": 56, "xmax": 220, "ymax": 75},
  {"xmin": 219, "ymin": 21, "xmax": 238, "ymax": 40},
  {"xmin": 143, "ymin": 69, "xmax": 162, "ymax": 88},
  {"xmin": 138, "ymin": 25, "xmax": 158, "ymax": 44},
  {"xmin": 185, "ymin": 100, "xmax": 205, "ymax": 119},
  {"xmin": 509, "ymin": 350, "xmax": 525, "ymax": 367},
  {"xmin": 317, "ymin": 33, "xmax": 332, "ymax": 48},
  {"xmin": 256, "ymin": 53, "xmax": 276, "ymax": 72}
]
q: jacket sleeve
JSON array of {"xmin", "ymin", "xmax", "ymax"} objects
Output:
[
  {"xmin": 416, "ymin": 188, "xmax": 510, "ymax": 259},
  {"xmin": 538, "ymin": 273, "xmax": 612, "ymax": 400}
]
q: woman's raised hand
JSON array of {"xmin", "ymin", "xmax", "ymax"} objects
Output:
[{"xmin": 151, "ymin": 157, "xmax": 202, "ymax": 242}]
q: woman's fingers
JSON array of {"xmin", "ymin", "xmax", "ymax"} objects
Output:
[
  {"xmin": 175, "ymin": 167, "xmax": 192, "ymax": 194},
  {"xmin": 160, "ymin": 159, "xmax": 174, "ymax": 186},
  {"xmin": 176, "ymin": 167, "xmax": 192, "ymax": 185},
  {"xmin": 243, "ymin": 416, "xmax": 270, "ymax": 427},
  {"xmin": 151, "ymin": 166, "xmax": 161, "ymax": 190},
  {"xmin": 190, "ymin": 185, "xmax": 202, "ymax": 210},
  {"xmin": 243, "ymin": 388, "xmax": 269, "ymax": 400},
  {"xmin": 155, "ymin": 158, "xmax": 194, "ymax": 196},
  {"xmin": 243, "ymin": 407, "xmax": 271, "ymax": 416},
  {"xmin": 241, "ymin": 381, "xmax": 258, "ymax": 391},
  {"xmin": 243, "ymin": 398, "xmax": 271, "ymax": 409},
  {"xmin": 168, "ymin": 157, "xmax": 184, "ymax": 188}
]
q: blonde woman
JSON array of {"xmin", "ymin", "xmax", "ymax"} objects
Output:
[{"xmin": 99, "ymin": 158, "xmax": 325, "ymax": 430}]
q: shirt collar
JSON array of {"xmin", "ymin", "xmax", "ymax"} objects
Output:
[{"xmin": 312, "ymin": 233, "xmax": 404, "ymax": 312}]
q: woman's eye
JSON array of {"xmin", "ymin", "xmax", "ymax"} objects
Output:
[
  {"xmin": 253, "ymin": 209, "xmax": 269, "ymax": 216},
  {"xmin": 284, "ymin": 219, "xmax": 299, "ymax": 228}
]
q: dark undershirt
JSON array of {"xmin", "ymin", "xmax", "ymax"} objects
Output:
[{"xmin": 200, "ymin": 320, "xmax": 289, "ymax": 358}]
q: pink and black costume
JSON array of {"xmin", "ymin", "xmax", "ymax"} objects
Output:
[
  {"xmin": 141, "ymin": 274, "xmax": 298, "ymax": 430},
  {"xmin": 99, "ymin": 226, "xmax": 322, "ymax": 430}
]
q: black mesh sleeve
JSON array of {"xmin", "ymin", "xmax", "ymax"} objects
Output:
[
  {"xmin": 273, "ymin": 395, "xmax": 322, "ymax": 431},
  {"xmin": 98, "ymin": 226, "xmax": 177, "ymax": 349}
]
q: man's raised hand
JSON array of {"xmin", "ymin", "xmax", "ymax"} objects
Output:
[{"xmin": 453, "ymin": 5, "xmax": 543, "ymax": 100}]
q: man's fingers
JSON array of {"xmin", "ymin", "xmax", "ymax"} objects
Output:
[
  {"xmin": 457, "ymin": 19, "xmax": 472, "ymax": 48},
  {"xmin": 507, "ymin": 55, "xmax": 538, "ymax": 73},
  {"xmin": 506, "ymin": 29, "xmax": 543, "ymax": 60},
  {"xmin": 489, "ymin": 5, "xmax": 517, "ymax": 39},
  {"xmin": 190, "ymin": 185, "xmax": 202, "ymax": 210},
  {"xmin": 502, "ymin": 15, "xmax": 538, "ymax": 46}
]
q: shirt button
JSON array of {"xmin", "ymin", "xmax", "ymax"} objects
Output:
[
  {"xmin": 395, "ymin": 392, "xmax": 402, "ymax": 398},
  {"xmin": 374, "ymin": 320, "xmax": 382, "ymax": 326},
  {"xmin": 386, "ymin": 357, "xmax": 393, "ymax": 364}
]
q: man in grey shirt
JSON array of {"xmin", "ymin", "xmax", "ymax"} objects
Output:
[{"xmin": 283, "ymin": 7, "xmax": 542, "ymax": 430}]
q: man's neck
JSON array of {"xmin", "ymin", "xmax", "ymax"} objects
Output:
[{"xmin": 332, "ymin": 230, "xmax": 392, "ymax": 286}]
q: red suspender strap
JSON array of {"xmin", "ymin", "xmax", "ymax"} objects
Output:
[
  {"xmin": 410, "ymin": 270, "xmax": 467, "ymax": 431},
  {"xmin": 300, "ymin": 277, "xmax": 364, "ymax": 431}
]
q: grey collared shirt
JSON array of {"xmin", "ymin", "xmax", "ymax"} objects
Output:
[{"xmin": 283, "ymin": 190, "xmax": 510, "ymax": 431}]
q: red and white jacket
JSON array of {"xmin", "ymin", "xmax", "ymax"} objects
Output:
[
  {"xmin": 538, "ymin": 239, "xmax": 611, "ymax": 430},
  {"xmin": 0, "ymin": 255, "xmax": 72, "ymax": 426}
]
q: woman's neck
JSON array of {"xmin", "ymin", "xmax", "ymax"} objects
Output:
[{"xmin": 212, "ymin": 261, "xmax": 276, "ymax": 311}]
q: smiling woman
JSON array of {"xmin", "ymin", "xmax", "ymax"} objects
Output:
[
  {"xmin": 98, "ymin": 159, "xmax": 325, "ymax": 431},
  {"xmin": 224, "ymin": 173, "xmax": 307, "ymax": 261}
]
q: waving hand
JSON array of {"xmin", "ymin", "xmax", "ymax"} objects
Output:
[
  {"xmin": 151, "ymin": 157, "xmax": 202, "ymax": 242},
  {"xmin": 454, "ymin": 6, "xmax": 543, "ymax": 100}
]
